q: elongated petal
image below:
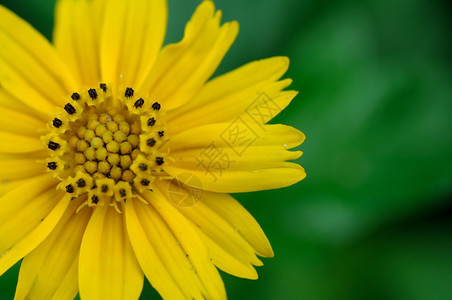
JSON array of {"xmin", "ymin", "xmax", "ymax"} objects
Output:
[
  {"xmin": 0, "ymin": 59, "xmax": 56, "ymax": 117},
  {"xmin": 79, "ymin": 205, "xmax": 143, "ymax": 300},
  {"xmin": 0, "ymin": 158, "xmax": 45, "ymax": 181},
  {"xmin": 0, "ymin": 151, "xmax": 47, "ymax": 162},
  {"xmin": 0, "ymin": 5, "xmax": 77, "ymax": 113},
  {"xmin": 53, "ymin": 0, "xmax": 105, "ymax": 86},
  {"xmin": 0, "ymin": 131, "xmax": 43, "ymax": 153},
  {"xmin": 196, "ymin": 229, "xmax": 259, "ymax": 279},
  {"xmin": 169, "ymin": 122, "xmax": 304, "ymax": 152},
  {"xmin": 0, "ymin": 87, "xmax": 44, "ymax": 120},
  {"xmin": 166, "ymin": 163, "xmax": 304, "ymax": 193},
  {"xmin": 15, "ymin": 198, "xmax": 92, "ymax": 300},
  {"xmin": 0, "ymin": 179, "xmax": 29, "ymax": 198},
  {"xmin": 0, "ymin": 175, "xmax": 69, "ymax": 275},
  {"xmin": 166, "ymin": 123, "xmax": 305, "ymax": 193},
  {"xmin": 100, "ymin": 0, "xmax": 167, "ymax": 91},
  {"xmin": 141, "ymin": 1, "xmax": 238, "ymax": 110},
  {"xmin": 168, "ymin": 57, "xmax": 295, "ymax": 131},
  {"xmin": 0, "ymin": 106, "xmax": 44, "ymax": 137},
  {"xmin": 143, "ymin": 187, "xmax": 227, "ymax": 299},
  {"xmin": 0, "ymin": 175, "xmax": 56, "ymax": 251},
  {"xmin": 199, "ymin": 192, "xmax": 274, "ymax": 258},
  {"xmin": 159, "ymin": 180, "xmax": 269, "ymax": 279},
  {"xmin": 0, "ymin": 150, "xmax": 48, "ymax": 197},
  {"xmin": 176, "ymin": 194, "xmax": 262, "ymax": 266},
  {"xmin": 0, "ymin": 150, "xmax": 48, "ymax": 195},
  {"xmin": 125, "ymin": 199, "xmax": 204, "ymax": 299}
]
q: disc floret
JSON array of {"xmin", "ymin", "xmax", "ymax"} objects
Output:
[{"xmin": 44, "ymin": 84, "xmax": 169, "ymax": 211}]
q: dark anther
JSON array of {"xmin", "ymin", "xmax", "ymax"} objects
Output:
[
  {"xmin": 101, "ymin": 184, "xmax": 108, "ymax": 193},
  {"xmin": 76, "ymin": 178, "xmax": 86, "ymax": 188},
  {"xmin": 146, "ymin": 138, "xmax": 156, "ymax": 147},
  {"xmin": 120, "ymin": 189, "xmax": 126, "ymax": 197},
  {"xmin": 158, "ymin": 131, "xmax": 164, "ymax": 137},
  {"xmin": 66, "ymin": 184, "xmax": 74, "ymax": 193},
  {"xmin": 48, "ymin": 141, "xmax": 60, "ymax": 151},
  {"xmin": 147, "ymin": 117, "xmax": 156, "ymax": 127},
  {"xmin": 64, "ymin": 103, "xmax": 76, "ymax": 115},
  {"xmin": 152, "ymin": 102, "xmax": 161, "ymax": 111},
  {"xmin": 88, "ymin": 88, "xmax": 98, "ymax": 100},
  {"xmin": 71, "ymin": 92, "xmax": 81, "ymax": 100},
  {"xmin": 139, "ymin": 163, "xmax": 148, "ymax": 171},
  {"xmin": 91, "ymin": 195, "xmax": 99, "ymax": 204},
  {"xmin": 47, "ymin": 162, "xmax": 57, "ymax": 170},
  {"xmin": 134, "ymin": 98, "xmax": 144, "ymax": 108},
  {"xmin": 141, "ymin": 179, "xmax": 150, "ymax": 186},
  {"xmin": 52, "ymin": 118, "xmax": 63, "ymax": 128},
  {"xmin": 155, "ymin": 157, "xmax": 164, "ymax": 166},
  {"xmin": 125, "ymin": 87, "xmax": 134, "ymax": 98},
  {"xmin": 99, "ymin": 83, "xmax": 107, "ymax": 92}
]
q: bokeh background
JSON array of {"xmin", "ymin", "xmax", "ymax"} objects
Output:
[{"xmin": 1, "ymin": 0, "xmax": 451, "ymax": 299}]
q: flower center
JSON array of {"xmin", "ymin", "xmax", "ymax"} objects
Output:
[{"xmin": 43, "ymin": 84, "xmax": 170, "ymax": 212}]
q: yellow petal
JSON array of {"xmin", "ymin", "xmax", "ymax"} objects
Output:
[
  {"xmin": 159, "ymin": 180, "xmax": 262, "ymax": 279},
  {"xmin": 0, "ymin": 86, "xmax": 44, "ymax": 121},
  {"xmin": 169, "ymin": 122, "xmax": 304, "ymax": 152},
  {"xmin": 79, "ymin": 205, "xmax": 143, "ymax": 300},
  {"xmin": 0, "ymin": 105, "xmax": 44, "ymax": 137},
  {"xmin": 144, "ymin": 187, "xmax": 227, "ymax": 299},
  {"xmin": 176, "ymin": 193, "xmax": 262, "ymax": 266},
  {"xmin": 141, "ymin": 1, "xmax": 239, "ymax": 110},
  {"xmin": 0, "ymin": 175, "xmax": 69, "ymax": 275},
  {"xmin": 0, "ymin": 158, "xmax": 45, "ymax": 181},
  {"xmin": 166, "ymin": 163, "xmax": 305, "ymax": 193},
  {"xmin": 53, "ymin": 0, "xmax": 105, "ymax": 86},
  {"xmin": 0, "ymin": 150, "xmax": 48, "ymax": 197},
  {"xmin": 0, "ymin": 5, "xmax": 77, "ymax": 112},
  {"xmin": 0, "ymin": 150, "xmax": 48, "ymax": 195},
  {"xmin": 0, "ymin": 178, "xmax": 29, "ymax": 198},
  {"xmin": 0, "ymin": 59, "xmax": 56, "ymax": 116},
  {"xmin": 125, "ymin": 199, "xmax": 204, "ymax": 299},
  {"xmin": 166, "ymin": 123, "xmax": 305, "ymax": 193},
  {"xmin": 0, "ymin": 151, "xmax": 47, "ymax": 162},
  {"xmin": 0, "ymin": 131, "xmax": 43, "ymax": 153},
  {"xmin": 0, "ymin": 175, "xmax": 56, "ymax": 250},
  {"xmin": 100, "ymin": 0, "xmax": 167, "ymax": 91},
  {"xmin": 0, "ymin": 151, "xmax": 48, "ymax": 195},
  {"xmin": 197, "ymin": 229, "xmax": 259, "ymax": 279},
  {"xmin": 168, "ymin": 57, "xmax": 295, "ymax": 131},
  {"xmin": 201, "ymin": 192, "xmax": 274, "ymax": 258},
  {"xmin": 15, "ymin": 198, "xmax": 92, "ymax": 300}
]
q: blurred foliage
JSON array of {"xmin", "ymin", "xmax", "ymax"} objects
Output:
[{"xmin": 1, "ymin": 0, "xmax": 451, "ymax": 299}]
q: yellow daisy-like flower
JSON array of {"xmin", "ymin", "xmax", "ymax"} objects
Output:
[{"xmin": 0, "ymin": 0, "xmax": 305, "ymax": 299}]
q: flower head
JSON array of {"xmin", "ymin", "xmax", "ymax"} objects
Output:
[{"xmin": 0, "ymin": 0, "xmax": 305, "ymax": 299}]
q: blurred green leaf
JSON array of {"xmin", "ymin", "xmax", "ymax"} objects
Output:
[
  {"xmin": 1, "ymin": 0, "xmax": 55, "ymax": 40},
  {"xmin": 283, "ymin": 0, "xmax": 452, "ymax": 239}
]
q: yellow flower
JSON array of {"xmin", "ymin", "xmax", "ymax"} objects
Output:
[{"xmin": 0, "ymin": 0, "xmax": 305, "ymax": 299}]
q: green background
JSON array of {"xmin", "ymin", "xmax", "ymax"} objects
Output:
[{"xmin": 1, "ymin": 0, "xmax": 452, "ymax": 299}]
